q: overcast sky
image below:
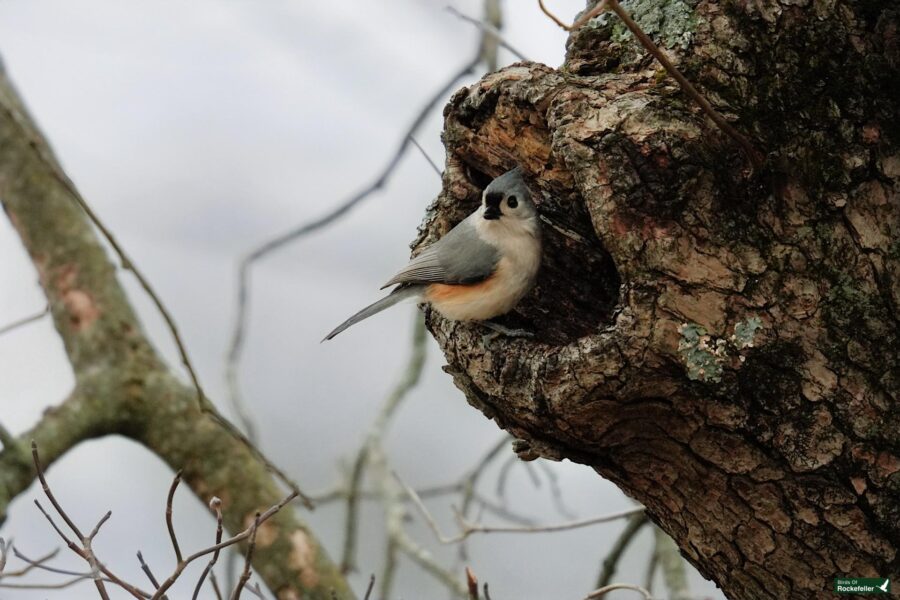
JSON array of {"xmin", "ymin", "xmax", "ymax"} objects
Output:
[{"xmin": 0, "ymin": 2, "xmax": 724, "ymax": 599}]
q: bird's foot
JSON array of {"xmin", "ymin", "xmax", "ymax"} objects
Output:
[{"xmin": 481, "ymin": 321, "xmax": 534, "ymax": 342}]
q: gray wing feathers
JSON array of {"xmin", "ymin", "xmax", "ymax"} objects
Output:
[
  {"xmin": 380, "ymin": 247, "xmax": 444, "ymax": 288},
  {"xmin": 323, "ymin": 285, "xmax": 422, "ymax": 341},
  {"xmin": 381, "ymin": 217, "xmax": 499, "ymax": 289}
]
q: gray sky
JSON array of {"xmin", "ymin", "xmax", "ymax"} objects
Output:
[{"xmin": 0, "ymin": 2, "xmax": 724, "ymax": 598}]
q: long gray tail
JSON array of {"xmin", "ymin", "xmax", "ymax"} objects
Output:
[{"xmin": 322, "ymin": 285, "xmax": 422, "ymax": 341}]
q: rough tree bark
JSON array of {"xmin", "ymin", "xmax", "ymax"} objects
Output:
[
  {"xmin": 0, "ymin": 63, "xmax": 351, "ymax": 599},
  {"xmin": 422, "ymin": 1, "xmax": 899, "ymax": 598}
]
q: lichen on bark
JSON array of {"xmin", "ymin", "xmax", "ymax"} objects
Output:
[{"xmin": 421, "ymin": 1, "xmax": 900, "ymax": 598}]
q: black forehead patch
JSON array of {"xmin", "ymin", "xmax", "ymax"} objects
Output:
[{"xmin": 484, "ymin": 191, "xmax": 503, "ymax": 208}]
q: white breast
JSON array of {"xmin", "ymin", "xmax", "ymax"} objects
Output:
[{"xmin": 427, "ymin": 214, "xmax": 541, "ymax": 322}]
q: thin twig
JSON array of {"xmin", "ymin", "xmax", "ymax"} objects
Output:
[
  {"xmin": 0, "ymin": 304, "xmax": 49, "ymax": 337},
  {"xmin": 535, "ymin": 461, "xmax": 577, "ymax": 519},
  {"xmin": 12, "ymin": 548, "xmax": 91, "ymax": 579},
  {"xmin": 2, "ymin": 547, "xmax": 58, "ymax": 578},
  {"xmin": 538, "ymin": 0, "xmax": 608, "ymax": 31},
  {"xmin": 0, "ymin": 575, "xmax": 94, "ymax": 590},
  {"xmin": 193, "ymin": 496, "xmax": 225, "ymax": 600},
  {"xmin": 150, "ymin": 491, "xmax": 297, "ymax": 600},
  {"xmin": 340, "ymin": 445, "xmax": 369, "ymax": 573},
  {"xmin": 246, "ymin": 581, "xmax": 265, "ymax": 599},
  {"xmin": 653, "ymin": 527, "xmax": 691, "ymax": 600},
  {"xmin": 522, "ymin": 460, "xmax": 541, "ymax": 489},
  {"xmin": 379, "ymin": 539, "xmax": 398, "ymax": 600},
  {"xmin": 461, "ymin": 436, "xmax": 510, "ymax": 518},
  {"xmin": 313, "ymin": 482, "xmax": 534, "ymax": 524},
  {"xmin": 585, "ymin": 583, "xmax": 654, "ymax": 599},
  {"xmin": 8, "ymin": 548, "xmax": 141, "ymax": 593},
  {"xmin": 165, "ymin": 471, "xmax": 184, "ymax": 563},
  {"xmin": 230, "ymin": 512, "xmax": 261, "ymax": 600},
  {"xmin": 466, "ymin": 566, "xmax": 479, "ymax": 600},
  {"xmin": 32, "ymin": 441, "xmax": 84, "ymax": 540},
  {"xmin": 596, "ymin": 512, "xmax": 648, "ymax": 587},
  {"xmin": 363, "ymin": 318, "xmax": 466, "ymax": 597},
  {"xmin": 602, "ymin": 0, "xmax": 763, "ymax": 168},
  {"xmin": 479, "ymin": 0, "xmax": 502, "ymax": 70},
  {"xmin": 0, "ymin": 537, "xmax": 8, "ymax": 573},
  {"xmin": 571, "ymin": 0, "xmax": 609, "ymax": 30},
  {"xmin": 399, "ymin": 471, "xmax": 644, "ymax": 544},
  {"xmin": 540, "ymin": 0, "xmax": 763, "ymax": 167},
  {"xmin": 33, "ymin": 500, "xmax": 78, "ymax": 551},
  {"xmin": 210, "ymin": 571, "xmax": 225, "ymax": 600},
  {"xmin": 410, "ymin": 136, "xmax": 443, "ymax": 178},
  {"xmin": 446, "ymin": 6, "xmax": 528, "ymax": 62},
  {"xmin": 458, "ymin": 435, "xmax": 512, "ymax": 560},
  {"xmin": 137, "ymin": 551, "xmax": 163, "ymax": 593},
  {"xmin": 88, "ymin": 511, "xmax": 112, "ymax": 540},
  {"xmin": 455, "ymin": 507, "xmax": 645, "ymax": 537},
  {"xmin": 225, "ymin": 45, "xmax": 484, "ymax": 472},
  {"xmin": 31, "ymin": 442, "xmax": 116, "ymax": 600},
  {"xmin": 537, "ymin": 0, "xmax": 572, "ymax": 30},
  {"xmin": 643, "ymin": 544, "xmax": 658, "ymax": 594},
  {"xmin": 341, "ymin": 316, "xmax": 428, "ymax": 573},
  {"xmin": 495, "ymin": 454, "xmax": 518, "ymax": 499},
  {"xmin": 363, "ymin": 574, "xmax": 375, "ymax": 600}
]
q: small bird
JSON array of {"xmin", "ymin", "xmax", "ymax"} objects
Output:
[{"xmin": 323, "ymin": 167, "xmax": 542, "ymax": 341}]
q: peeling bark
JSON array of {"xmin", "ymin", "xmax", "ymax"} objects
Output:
[{"xmin": 423, "ymin": 1, "xmax": 900, "ymax": 598}]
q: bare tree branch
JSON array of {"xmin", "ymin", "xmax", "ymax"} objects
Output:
[
  {"xmin": 643, "ymin": 544, "xmax": 658, "ymax": 595},
  {"xmin": 0, "ymin": 61, "xmax": 348, "ymax": 596},
  {"xmin": 230, "ymin": 512, "xmax": 261, "ymax": 600},
  {"xmin": 537, "ymin": 0, "xmax": 572, "ymax": 30},
  {"xmin": 538, "ymin": 0, "xmax": 762, "ymax": 168},
  {"xmin": 600, "ymin": 0, "xmax": 762, "ymax": 167},
  {"xmin": 193, "ymin": 496, "xmax": 225, "ymax": 600},
  {"xmin": 535, "ymin": 460, "xmax": 577, "ymax": 520},
  {"xmin": 0, "ymin": 304, "xmax": 49, "ymax": 337},
  {"xmin": 379, "ymin": 539, "xmax": 398, "ymax": 600},
  {"xmin": 224, "ymin": 21, "xmax": 493, "ymax": 462},
  {"xmin": 585, "ymin": 583, "xmax": 654, "ymax": 600},
  {"xmin": 12, "ymin": 548, "xmax": 91, "ymax": 579},
  {"xmin": 653, "ymin": 526, "xmax": 691, "ymax": 600},
  {"xmin": 137, "ymin": 551, "xmax": 164, "ymax": 596},
  {"xmin": 397, "ymin": 470, "xmax": 645, "ymax": 544},
  {"xmin": 409, "ymin": 136, "xmax": 443, "ymax": 178},
  {"xmin": 362, "ymin": 574, "xmax": 375, "ymax": 600},
  {"xmin": 596, "ymin": 512, "xmax": 648, "ymax": 588},
  {"xmin": 0, "ymin": 574, "xmax": 95, "ymax": 590},
  {"xmin": 150, "ymin": 491, "xmax": 298, "ymax": 600},
  {"xmin": 31, "ymin": 442, "xmax": 145, "ymax": 600},
  {"xmin": 165, "ymin": 471, "xmax": 184, "ymax": 563},
  {"xmin": 465, "ymin": 566, "xmax": 479, "ymax": 600},
  {"xmin": 446, "ymin": 6, "xmax": 528, "ymax": 62}
]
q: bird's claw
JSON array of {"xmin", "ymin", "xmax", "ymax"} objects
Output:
[{"xmin": 481, "ymin": 321, "xmax": 534, "ymax": 341}]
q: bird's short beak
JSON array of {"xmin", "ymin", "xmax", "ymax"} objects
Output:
[{"xmin": 483, "ymin": 207, "xmax": 501, "ymax": 220}]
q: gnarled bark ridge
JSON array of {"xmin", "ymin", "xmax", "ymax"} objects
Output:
[{"xmin": 423, "ymin": 2, "xmax": 900, "ymax": 598}]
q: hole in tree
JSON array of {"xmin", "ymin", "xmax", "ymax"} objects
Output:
[{"xmin": 461, "ymin": 164, "xmax": 622, "ymax": 346}]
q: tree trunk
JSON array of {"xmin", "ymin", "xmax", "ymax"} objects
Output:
[{"xmin": 423, "ymin": 2, "xmax": 900, "ymax": 598}]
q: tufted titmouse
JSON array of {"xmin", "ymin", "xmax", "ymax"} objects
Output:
[{"xmin": 323, "ymin": 167, "xmax": 541, "ymax": 341}]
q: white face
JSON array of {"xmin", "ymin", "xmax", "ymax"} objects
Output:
[{"xmin": 481, "ymin": 184, "xmax": 535, "ymax": 222}]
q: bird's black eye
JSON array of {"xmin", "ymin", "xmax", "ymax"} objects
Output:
[{"xmin": 507, "ymin": 195, "xmax": 518, "ymax": 209}]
